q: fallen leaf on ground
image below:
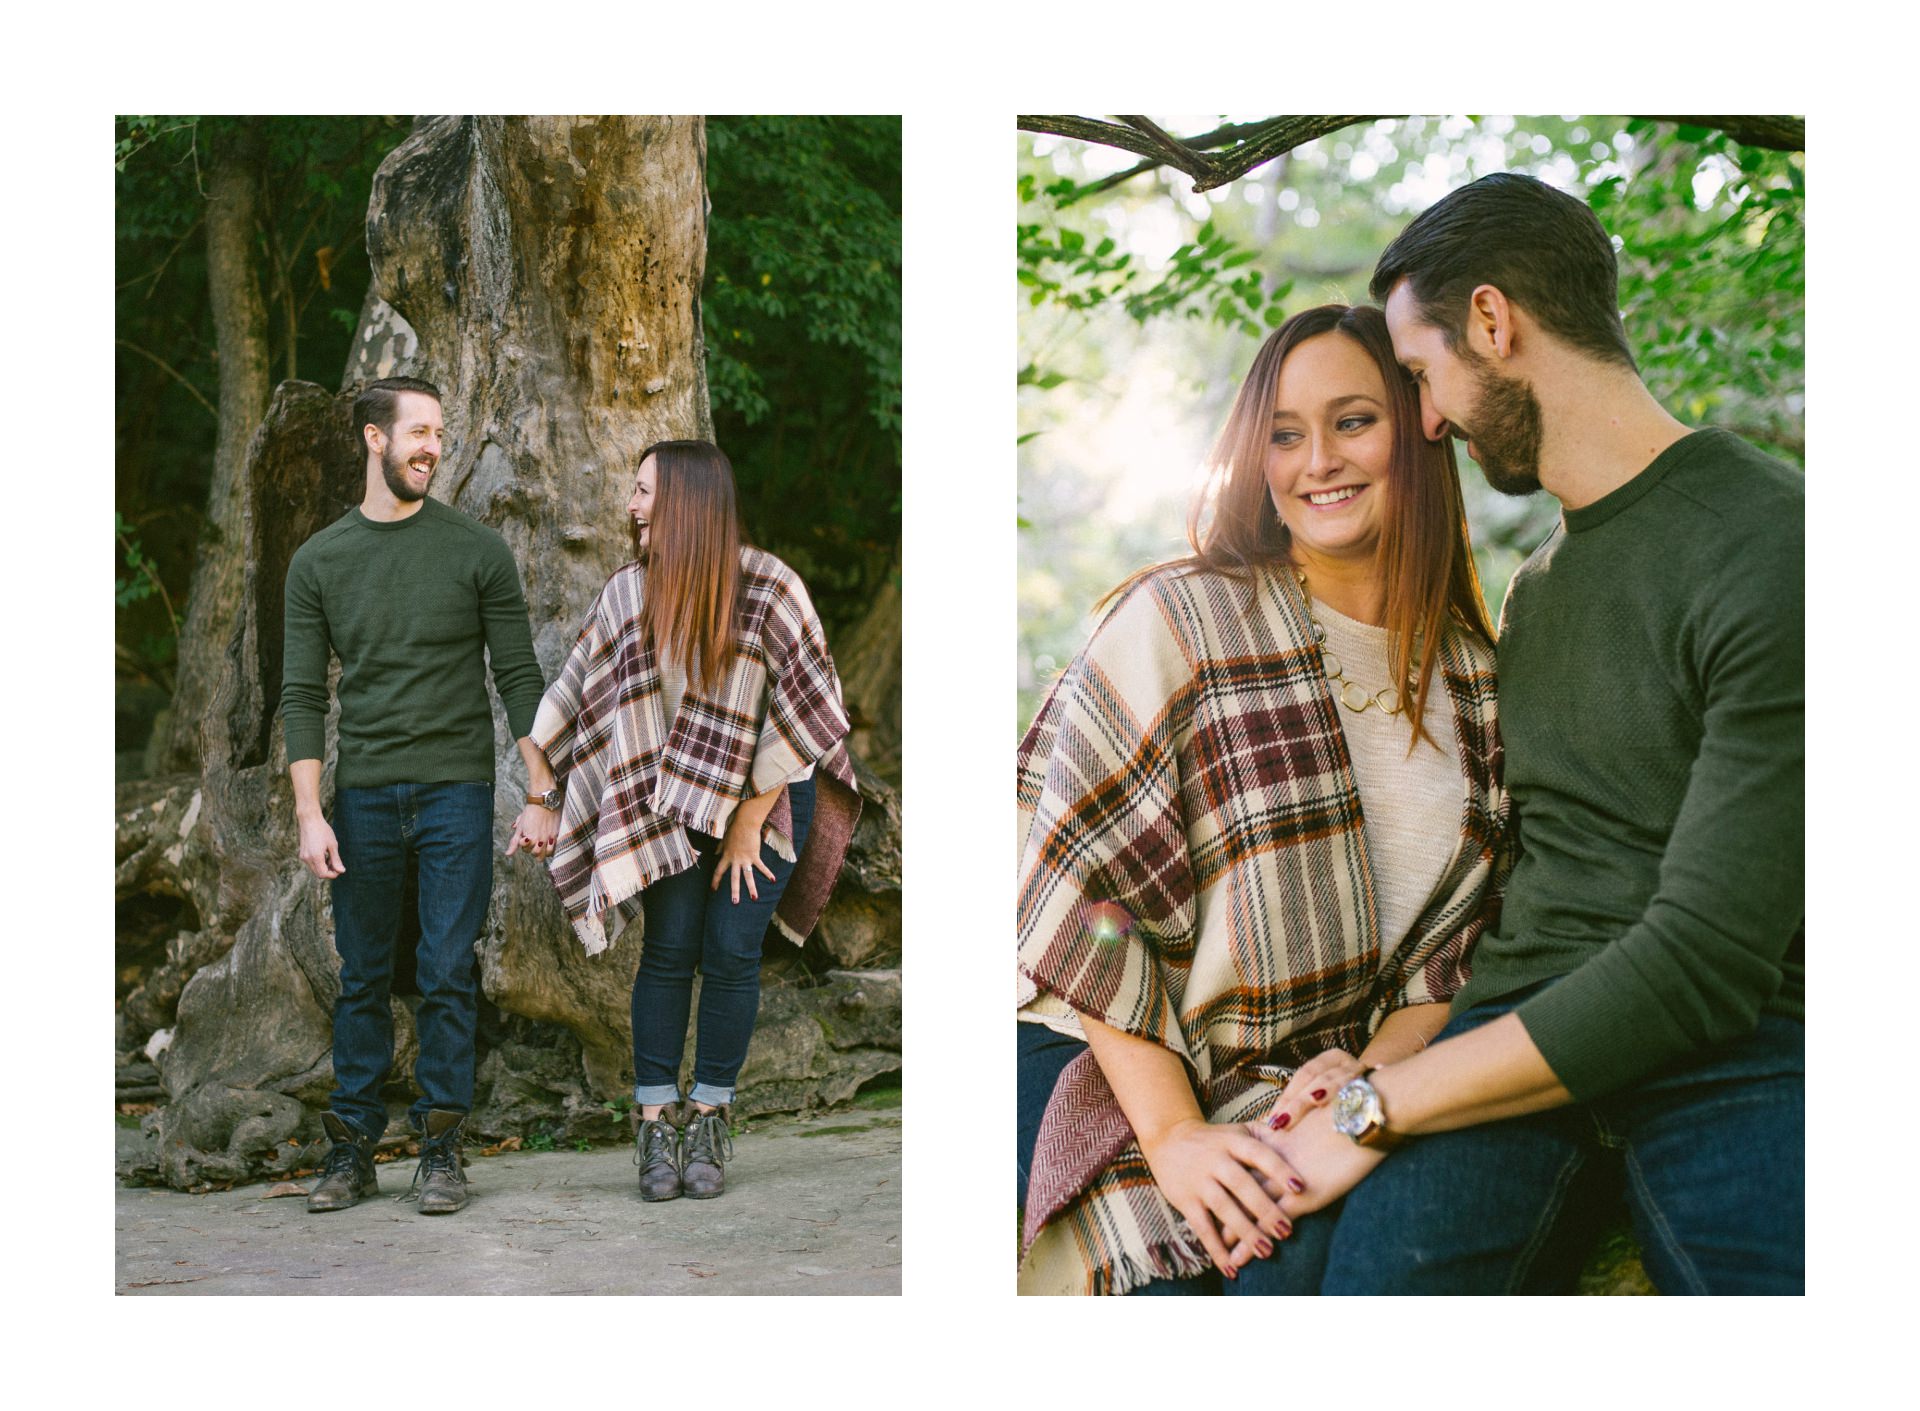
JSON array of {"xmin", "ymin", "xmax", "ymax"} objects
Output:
[{"xmin": 264, "ymin": 1182, "xmax": 308, "ymax": 1199}]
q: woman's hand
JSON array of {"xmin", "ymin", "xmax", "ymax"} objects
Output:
[
  {"xmin": 1223, "ymin": 1103, "xmax": 1389, "ymax": 1265},
  {"xmin": 506, "ymin": 804, "xmax": 559, "ymax": 859},
  {"xmin": 1138, "ymin": 1117, "xmax": 1307, "ymax": 1279},
  {"xmin": 712, "ymin": 812, "xmax": 776, "ymax": 903},
  {"xmin": 1264, "ymin": 1047, "xmax": 1366, "ymax": 1134}
]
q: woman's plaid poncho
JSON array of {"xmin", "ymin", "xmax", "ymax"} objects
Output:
[
  {"xmin": 533, "ymin": 547, "xmax": 860, "ymax": 956},
  {"xmin": 1016, "ymin": 564, "xmax": 1508, "ymax": 1295}
]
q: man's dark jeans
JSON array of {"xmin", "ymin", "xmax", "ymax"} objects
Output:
[
  {"xmin": 1017, "ymin": 1022, "xmax": 1337, "ymax": 1296},
  {"xmin": 1322, "ymin": 988, "xmax": 1805, "ymax": 1294},
  {"xmin": 327, "ymin": 781, "xmax": 493, "ymax": 1139},
  {"xmin": 632, "ymin": 776, "xmax": 815, "ymax": 1107}
]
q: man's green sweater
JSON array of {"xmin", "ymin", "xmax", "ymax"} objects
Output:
[
  {"xmin": 1453, "ymin": 429, "xmax": 1804, "ymax": 1100},
  {"xmin": 280, "ymin": 498, "xmax": 546, "ymax": 788}
]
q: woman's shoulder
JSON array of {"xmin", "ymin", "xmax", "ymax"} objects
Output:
[{"xmin": 740, "ymin": 544, "xmax": 803, "ymax": 591}]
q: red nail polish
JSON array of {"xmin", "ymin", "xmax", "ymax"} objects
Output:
[
  {"xmin": 1254, "ymin": 1239, "xmax": 1272, "ymax": 1259},
  {"xmin": 1278, "ymin": 1223, "xmax": 1293, "ymax": 1239},
  {"xmin": 1275, "ymin": 1111, "xmax": 1291, "ymax": 1129},
  {"xmin": 1287, "ymin": 1176, "xmax": 1305, "ymax": 1193},
  {"xmin": 1311, "ymin": 1088, "xmax": 1326, "ymax": 1101}
]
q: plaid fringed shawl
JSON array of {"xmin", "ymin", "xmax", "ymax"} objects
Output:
[
  {"xmin": 1015, "ymin": 565, "xmax": 1509, "ymax": 1295},
  {"xmin": 533, "ymin": 547, "xmax": 861, "ymax": 955}
]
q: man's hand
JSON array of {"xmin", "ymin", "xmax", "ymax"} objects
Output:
[
  {"xmin": 1254, "ymin": 1102, "xmax": 1386, "ymax": 1218},
  {"xmin": 1139, "ymin": 1117, "xmax": 1306, "ymax": 1278},
  {"xmin": 297, "ymin": 814, "xmax": 345, "ymax": 879},
  {"xmin": 506, "ymin": 804, "xmax": 559, "ymax": 859},
  {"xmin": 1223, "ymin": 1103, "xmax": 1388, "ymax": 1267}
]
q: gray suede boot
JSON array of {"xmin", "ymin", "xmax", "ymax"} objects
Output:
[
  {"xmin": 680, "ymin": 1105, "xmax": 734, "ymax": 1200},
  {"xmin": 633, "ymin": 1104, "xmax": 684, "ymax": 1202}
]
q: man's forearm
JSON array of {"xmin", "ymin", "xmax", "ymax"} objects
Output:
[
  {"xmin": 1371, "ymin": 1011, "xmax": 1573, "ymax": 1136},
  {"xmin": 517, "ymin": 737, "xmax": 556, "ymax": 795},
  {"xmin": 290, "ymin": 758, "xmax": 325, "ymax": 822}
]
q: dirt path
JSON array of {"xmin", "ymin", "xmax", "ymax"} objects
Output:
[{"xmin": 116, "ymin": 1104, "xmax": 901, "ymax": 1295}]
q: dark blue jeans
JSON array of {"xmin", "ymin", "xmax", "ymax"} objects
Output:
[
  {"xmin": 1017, "ymin": 1022, "xmax": 1337, "ymax": 1295},
  {"xmin": 632, "ymin": 777, "xmax": 814, "ymax": 1107},
  {"xmin": 327, "ymin": 781, "xmax": 494, "ymax": 1139},
  {"xmin": 1322, "ymin": 988, "xmax": 1805, "ymax": 1294}
]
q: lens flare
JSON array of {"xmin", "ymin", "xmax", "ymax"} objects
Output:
[{"xmin": 1085, "ymin": 901, "xmax": 1134, "ymax": 946}]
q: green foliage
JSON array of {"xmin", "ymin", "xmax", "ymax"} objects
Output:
[
  {"xmin": 1016, "ymin": 116, "xmax": 1804, "ymax": 731},
  {"xmin": 114, "ymin": 115, "xmax": 408, "ymax": 729},
  {"xmin": 1018, "ymin": 172, "xmax": 1291, "ymax": 339},
  {"xmin": 704, "ymin": 117, "xmax": 902, "ymax": 634},
  {"xmin": 526, "ymin": 1131, "xmax": 557, "ymax": 1153}
]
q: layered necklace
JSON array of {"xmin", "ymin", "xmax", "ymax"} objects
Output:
[{"xmin": 1291, "ymin": 566, "xmax": 1409, "ymax": 716}]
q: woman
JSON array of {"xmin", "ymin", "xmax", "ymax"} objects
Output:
[
  {"xmin": 1015, "ymin": 304, "xmax": 1509, "ymax": 1295},
  {"xmin": 525, "ymin": 439, "xmax": 861, "ymax": 1201}
]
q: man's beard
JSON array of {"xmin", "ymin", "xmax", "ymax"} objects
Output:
[
  {"xmin": 381, "ymin": 442, "xmax": 434, "ymax": 502},
  {"xmin": 1461, "ymin": 353, "xmax": 1544, "ymax": 496}
]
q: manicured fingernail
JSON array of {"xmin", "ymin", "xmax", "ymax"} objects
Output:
[
  {"xmin": 1224, "ymin": 1264, "xmax": 1237, "ymax": 1280},
  {"xmin": 1311, "ymin": 1088, "xmax": 1326, "ymax": 1101},
  {"xmin": 1274, "ymin": 1111, "xmax": 1291, "ymax": 1129},
  {"xmin": 1254, "ymin": 1239, "xmax": 1272, "ymax": 1259},
  {"xmin": 1275, "ymin": 1218, "xmax": 1293, "ymax": 1237},
  {"xmin": 1287, "ymin": 1176, "xmax": 1305, "ymax": 1193},
  {"xmin": 1278, "ymin": 1222, "xmax": 1293, "ymax": 1239}
]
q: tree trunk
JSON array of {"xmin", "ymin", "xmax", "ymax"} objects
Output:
[
  {"xmin": 122, "ymin": 117, "xmax": 902, "ymax": 1190},
  {"xmin": 158, "ymin": 117, "xmax": 272, "ymax": 774}
]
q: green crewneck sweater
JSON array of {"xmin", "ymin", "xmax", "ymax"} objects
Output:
[
  {"xmin": 1453, "ymin": 429, "xmax": 1804, "ymax": 1100},
  {"xmin": 280, "ymin": 497, "xmax": 546, "ymax": 788}
]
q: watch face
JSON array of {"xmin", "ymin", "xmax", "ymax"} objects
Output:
[{"xmin": 1331, "ymin": 1079, "xmax": 1376, "ymax": 1138}]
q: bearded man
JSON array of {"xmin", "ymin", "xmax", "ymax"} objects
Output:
[
  {"xmin": 1258, "ymin": 174, "xmax": 1804, "ymax": 1294},
  {"xmin": 280, "ymin": 376, "xmax": 560, "ymax": 1215}
]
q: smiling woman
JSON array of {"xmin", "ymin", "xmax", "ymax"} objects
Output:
[{"xmin": 1014, "ymin": 304, "xmax": 1508, "ymax": 1295}]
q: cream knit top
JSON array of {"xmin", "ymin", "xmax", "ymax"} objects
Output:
[{"xmin": 1311, "ymin": 597, "xmax": 1462, "ymax": 959}]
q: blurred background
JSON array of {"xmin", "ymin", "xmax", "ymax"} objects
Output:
[{"xmin": 1016, "ymin": 115, "xmax": 1804, "ymax": 730}]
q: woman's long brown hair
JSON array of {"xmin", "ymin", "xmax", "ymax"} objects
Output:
[
  {"xmin": 1101, "ymin": 304, "xmax": 1493, "ymax": 749},
  {"xmin": 632, "ymin": 440, "xmax": 742, "ymax": 695}
]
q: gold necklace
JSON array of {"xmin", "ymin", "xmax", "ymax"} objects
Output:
[{"xmin": 1292, "ymin": 567, "xmax": 1406, "ymax": 716}]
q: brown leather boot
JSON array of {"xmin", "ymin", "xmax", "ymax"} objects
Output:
[
  {"xmin": 306, "ymin": 1112, "xmax": 379, "ymax": 1212},
  {"xmin": 680, "ymin": 1105, "xmax": 734, "ymax": 1199},
  {"xmin": 408, "ymin": 1109, "xmax": 470, "ymax": 1214},
  {"xmin": 633, "ymin": 1105, "xmax": 683, "ymax": 1202}
]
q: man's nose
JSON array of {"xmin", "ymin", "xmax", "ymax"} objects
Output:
[{"xmin": 1418, "ymin": 387, "xmax": 1449, "ymax": 443}]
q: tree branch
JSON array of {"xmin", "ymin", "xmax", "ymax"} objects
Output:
[
  {"xmin": 115, "ymin": 339, "xmax": 217, "ymax": 419},
  {"xmin": 1021, "ymin": 115, "xmax": 1804, "ymax": 198}
]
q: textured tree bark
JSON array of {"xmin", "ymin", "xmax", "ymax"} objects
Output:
[
  {"xmin": 122, "ymin": 117, "xmax": 902, "ymax": 1189},
  {"xmin": 159, "ymin": 117, "xmax": 272, "ymax": 773}
]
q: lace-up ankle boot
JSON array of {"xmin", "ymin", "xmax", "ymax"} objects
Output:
[
  {"xmin": 306, "ymin": 1112, "xmax": 379, "ymax": 1212},
  {"xmin": 633, "ymin": 1105, "xmax": 684, "ymax": 1202},
  {"xmin": 681, "ymin": 1105, "xmax": 734, "ymax": 1200},
  {"xmin": 410, "ymin": 1109, "xmax": 470, "ymax": 1214}
]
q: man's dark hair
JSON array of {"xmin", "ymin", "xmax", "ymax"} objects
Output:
[
  {"xmin": 1370, "ymin": 172, "xmax": 1636, "ymax": 371},
  {"xmin": 351, "ymin": 376, "xmax": 443, "ymax": 443}
]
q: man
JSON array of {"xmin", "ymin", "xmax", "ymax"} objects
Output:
[
  {"xmin": 1262, "ymin": 173, "xmax": 1804, "ymax": 1293},
  {"xmin": 282, "ymin": 376, "xmax": 561, "ymax": 1215}
]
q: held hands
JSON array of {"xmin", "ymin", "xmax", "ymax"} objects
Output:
[
  {"xmin": 712, "ymin": 812, "xmax": 776, "ymax": 904},
  {"xmin": 1223, "ymin": 1103, "xmax": 1388, "ymax": 1266},
  {"xmin": 1264, "ymin": 1047, "xmax": 1366, "ymax": 1135},
  {"xmin": 297, "ymin": 815, "xmax": 345, "ymax": 879},
  {"xmin": 506, "ymin": 804, "xmax": 559, "ymax": 859},
  {"xmin": 1138, "ymin": 1117, "xmax": 1307, "ymax": 1280}
]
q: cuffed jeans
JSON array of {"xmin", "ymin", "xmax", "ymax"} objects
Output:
[
  {"xmin": 1321, "ymin": 985, "xmax": 1805, "ymax": 1294},
  {"xmin": 632, "ymin": 778, "xmax": 814, "ymax": 1108},
  {"xmin": 1016, "ymin": 1022, "xmax": 1337, "ymax": 1295},
  {"xmin": 326, "ymin": 781, "xmax": 492, "ymax": 1139}
]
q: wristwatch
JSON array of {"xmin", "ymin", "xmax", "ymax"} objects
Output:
[
  {"xmin": 526, "ymin": 786, "xmax": 562, "ymax": 810},
  {"xmin": 1331, "ymin": 1069, "xmax": 1404, "ymax": 1150}
]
